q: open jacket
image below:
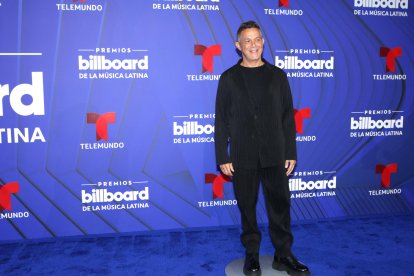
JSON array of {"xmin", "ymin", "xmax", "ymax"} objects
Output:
[{"xmin": 214, "ymin": 59, "xmax": 297, "ymax": 169}]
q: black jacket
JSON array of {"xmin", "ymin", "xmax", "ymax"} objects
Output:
[{"xmin": 214, "ymin": 59, "xmax": 297, "ymax": 169}]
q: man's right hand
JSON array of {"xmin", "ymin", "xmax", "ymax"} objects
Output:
[{"xmin": 219, "ymin": 163, "xmax": 234, "ymax": 176}]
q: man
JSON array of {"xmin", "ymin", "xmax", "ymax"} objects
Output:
[{"xmin": 214, "ymin": 21, "xmax": 309, "ymax": 275}]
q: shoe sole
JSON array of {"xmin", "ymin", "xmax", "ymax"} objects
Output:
[
  {"xmin": 272, "ymin": 262, "xmax": 310, "ymax": 276},
  {"xmin": 243, "ymin": 268, "xmax": 262, "ymax": 276}
]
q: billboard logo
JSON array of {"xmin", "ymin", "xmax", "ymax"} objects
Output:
[
  {"xmin": 380, "ymin": 47, "xmax": 402, "ymax": 73},
  {"xmin": 275, "ymin": 56, "xmax": 334, "ymax": 70},
  {"xmin": 81, "ymin": 188, "xmax": 149, "ymax": 203},
  {"xmin": 353, "ymin": 0, "xmax": 408, "ymax": 16},
  {"xmin": 86, "ymin": 112, "xmax": 116, "ymax": 141},
  {"xmin": 0, "ymin": 72, "xmax": 45, "ymax": 117},
  {"xmin": 78, "ymin": 55, "xmax": 148, "ymax": 71},
  {"xmin": 194, "ymin": 44, "xmax": 221, "ymax": 73},
  {"xmin": 173, "ymin": 121, "xmax": 214, "ymax": 136},
  {"xmin": 205, "ymin": 173, "xmax": 231, "ymax": 199},
  {"xmin": 77, "ymin": 48, "xmax": 149, "ymax": 80},
  {"xmin": 172, "ymin": 114, "xmax": 215, "ymax": 143},
  {"xmin": 274, "ymin": 49, "xmax": 334, "ymax": 77},
  {"xmin": 80, "ymin": 180, "xmax": 150, "ymax": 211},
  {"xmin": 350, "ymin": 116, "xmax": 403, "ymax": 130},
  {"xmin": 349, "ymin": 110, "xmax": 404, "ymax": 138},
  {"xmin": 0, "ymin": 72, "xmax": 46, "ymax": 144},
  {"xmin": 354, "ymin": 0, "xmax": 408, "ymax": 9},
  {"xmin": 0, "ymin": 182, "xmax": 20, "ymax": 212},
  {"xmin": 376, "ymin": 163, "xmax": 398, "ymax": 188},
  {"xmin": 289, "ymin": 170, "xmax": 337, "ymax": 198},
  {"xmin": 294, "ymin": 108, "xmax": 311, "ymax": 134},
  {"xmin": 289, "ymin": 177, "xmax": 336, "ymax": 191}
]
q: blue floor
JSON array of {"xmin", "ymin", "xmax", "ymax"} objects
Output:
[{"xmin": 1, "ymin": 214, "xmax": 413, "ymax": 275}]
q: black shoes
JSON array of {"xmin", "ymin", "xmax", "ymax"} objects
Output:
[
  {"xmin": 241, "ymin": 253, "xmax": 309, "ymax": 275},
  {"xmin": 243, "ymin": 253, "xmax": 261, "ymax": 275},
  {"xmin": 272, "ymin": 255, "xmax": 310, "ymax": 275}
]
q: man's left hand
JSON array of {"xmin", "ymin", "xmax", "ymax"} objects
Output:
[{"xmin": 285, "ymin": 160, "xmax": 296, "ymax": 176}]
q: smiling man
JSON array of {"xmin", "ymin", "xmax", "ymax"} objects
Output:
[{"xmin": 214, "ymin": 21, "xmax": 310, "ymax": 276}]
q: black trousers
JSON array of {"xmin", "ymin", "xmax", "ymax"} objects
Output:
[{"xmin": 232, "ymin": 164, "xmax": 293, "ymax": 257}]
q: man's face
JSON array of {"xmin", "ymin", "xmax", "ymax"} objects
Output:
[{"xmin": 236, "ymin": 28, "xmax": 264, "ymax": 64}]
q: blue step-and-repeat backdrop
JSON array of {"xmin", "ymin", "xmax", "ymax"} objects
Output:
[{"xmin": 0, "ymin": 0, "xmax": 413, "ymax": 240}]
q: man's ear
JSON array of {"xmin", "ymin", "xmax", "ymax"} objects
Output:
[{"xmin": 235, "ymin": 41, "xmax": 241, "ymax": 51}]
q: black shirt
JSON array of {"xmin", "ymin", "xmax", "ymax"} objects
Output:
[
  {"xmin": 239, "ymin": 63, "xmax": 268, "ymax": 166},
  {"xmin": 240, "ymin": 63, "xmax": 267, "ymax": 107}
]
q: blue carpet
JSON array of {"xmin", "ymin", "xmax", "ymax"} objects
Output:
[{"xmin": 1, "ymin": 214, "xmax": 413, "ymax": 275}]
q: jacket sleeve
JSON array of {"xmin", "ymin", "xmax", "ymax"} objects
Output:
[
  {"xmin": 281, "ymin": 72, "xmax": 297, "ymax": 161},
  {"xmin": 214, "ymin": 74, "xmax": 231, "ymax": 165}
]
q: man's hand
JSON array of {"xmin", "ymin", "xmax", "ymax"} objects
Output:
[
  {"xmin": 285, "ymin": 160, "xmax": 296, "ymax": 176},
  {"xmin": 220, "ymin": 163, "xmax": 234, "ymax": 176}
]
